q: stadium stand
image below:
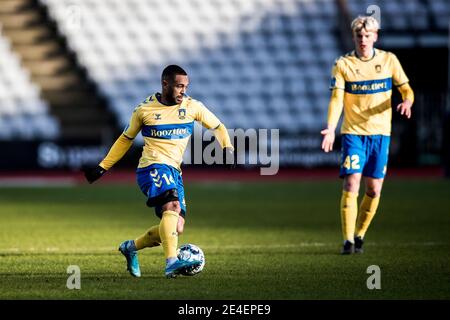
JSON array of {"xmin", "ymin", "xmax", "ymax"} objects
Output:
[
  {"xmin": 0, "ymin": 0, "xmax": 116, "ymax": 141},
  {"xmin": 0, "ymin": 30, "xmax": 59, "ymax": 140},
  {"xmin": 40, "ymin": 0, "xmax": 342, "ymax": 132},
  {"xmin": 347, "ymin": 0, "xmax": 449, "ymax": 47},
  {"xmin": 38, "ymin": 0, "xmax": 450, "ymax": 133},
  {"xmin": 1, "ymin": 0, "xmax": 448, "ymax": 168}
]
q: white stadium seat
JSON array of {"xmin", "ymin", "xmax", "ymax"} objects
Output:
[
  {"xmin": 38, "ymin": 0, "xmax": 344, "ymax": 132},
  {"xmin": 41, "ymin": 0, "xmax": 448, "ymax": 134},
  {"xmin": 0, "ymin": 34, "xmax": 59, "ymax": 139}
]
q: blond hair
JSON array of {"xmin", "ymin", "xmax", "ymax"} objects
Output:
[{"xmin": 351, "ymin": 16, "xmax": 379, "ymax": 34}]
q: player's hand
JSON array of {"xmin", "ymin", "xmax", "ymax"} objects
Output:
[
  {"xmin": 396, "ymin": 100, "xmax": 412, "ymax": 119},
  {"xmin": 223, "ymin": 147, "xmax": 236, "ymax": 169},
  {"xmin": 82, "ymin": 165, "xmax": 107, "ymax": 184},
  {"xmin": 321, "ymin": 128, "xmax": 335, "ymax": 153}
]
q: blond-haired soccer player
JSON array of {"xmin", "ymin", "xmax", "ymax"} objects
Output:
[
  {"xmin": 83, "ymin": 65, "xmax": 234, "ymax": 276},
  {"xmin": 321, "ymin": 16, "xmax": 414, "ymax": 254}
]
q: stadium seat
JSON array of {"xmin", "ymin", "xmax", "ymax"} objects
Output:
[
  {"xmin": 40, "ymin": 0, "xmax": 344, "ymax": 133},
  {"xmin": 0, "ymin": 32, "xmax": 60, "ymax": 139},
  {"xmin": 347, "ymin": 0, "xmax": 447, "ymax": 33}
]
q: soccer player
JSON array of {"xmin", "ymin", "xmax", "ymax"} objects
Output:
[
  {"xmin": 321, "ymin": 16, "xmax": 414, "ymax": 254},
  {"xmin": 83, "ymin": 65, "xmax": 235, "ymax": 277}
]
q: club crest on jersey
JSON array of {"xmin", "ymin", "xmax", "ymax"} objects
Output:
[
  {"xmin": 154, "ymin": 113, "xmax": 162, "ymax": 120},
  {"xmin": 178, "ymin": 109, "xmax": 186, "ymax": 120},
  {"xmin": 375, "ymin": 65, "xmax": 382, "ymax": 73}
]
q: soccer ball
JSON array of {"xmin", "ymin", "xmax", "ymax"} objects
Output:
[{"xmin": 176, "ymin": 243, "xmax": 205, "ymax": 276}]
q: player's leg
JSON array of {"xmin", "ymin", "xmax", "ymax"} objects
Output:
[
  {"xmin": 341, "ymin": 173, "xmax": 361, "ymax": 254},
  {"xmin": 354, "ymin": 135, "xmax": 390, "ymax": 253},
  {"xmin": 118, "ymin": 164, "xmax": 174, "ymax": 277},
  {"xmin": 159, "ymin": 199, "xmax": 181, "ymax": 267},
  {"xmin": 157, "ymin": 166, "xmax": 183, "ymax": 263},
  {"xmin": 160, "ymin": 200, "xmax": 200, "ymax": 277},
  {"xmin": 159, "ymin": 168, "xmax": 200, "ymax": 277},
  {"xmin": 354, "ymin": 177, "xmax": 383, "ymax": 253},
  {"xmin": 159, "ymin": 168, "xmax": 186, "ymax": 252},
  {"xmin": 132, "ymin": 176, "xmax": 185, "ymax": 249},
  {"xmin": 134, "ymin": 225, "xmax": 161, "ymax": 249},
  {"xmin": 129, "ymin": 206, "xmax": 180, "ymax": 253},
  {"xmin": 116, "ymin": 166, "xmax": 160, "ymax": 277},
  {"xmin": 339, "ymin": 134, "xmax": 366, "ymax": 254}
]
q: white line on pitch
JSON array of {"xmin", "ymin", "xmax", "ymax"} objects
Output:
[{"xmin": 0, "ymin": 242, "xmax": 448, "ymax": 254}]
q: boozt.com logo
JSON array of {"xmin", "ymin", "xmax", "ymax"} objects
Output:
[
  {"xmin": 142, "ymin": 123, "xmax": 193, "ymax": 139},
  {"xmin": 345, "ymin": 78, "xmax": 392, "ymax": 94},
  {"xmin": 351, "ymin": 82, "xmax": 387, "ymax": 92},
  {"xmin": 150, "ymin": 128, "xmax": 189, "ymax": 138}
]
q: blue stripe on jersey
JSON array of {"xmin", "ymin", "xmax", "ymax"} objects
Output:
[
  {"xmin": 345, "ymin": 78, "xmax": 392, "ymax": 94},
  {"xmin": 142, "ymin": 122, "xmax": 194, "ymax": 139}
]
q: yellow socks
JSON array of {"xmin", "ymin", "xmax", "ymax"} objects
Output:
[
  {"xmin": 133, "ymin": 210, "xmax": 181, "ymax": 260},
  {"xmin": 134, "ymin": 225, "xmax": 161, "ymax": 250},
  {"xmin": 355, "ymin": 194, "xmax": 380, "ymax": 239},
  {"xmin": 159, "ymin": 210, "xmax": 179, "ymax": 259},
  {"xmin": 340, "ymin": 191, "xmax": 358, "ymax": 242}
]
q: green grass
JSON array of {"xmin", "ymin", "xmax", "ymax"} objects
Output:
[{"xmin": 0, "ymin": 179, "xmax": 449, "ymax": 299}]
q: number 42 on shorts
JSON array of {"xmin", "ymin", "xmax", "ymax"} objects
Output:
[{"xmin": 343, "ymin": 155, "xmax": 360, "ymax": 170}]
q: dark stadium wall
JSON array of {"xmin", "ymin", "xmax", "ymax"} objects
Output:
[{"xmin": 389, "ymin": 47, "xmax": 449, "ymax": 168}]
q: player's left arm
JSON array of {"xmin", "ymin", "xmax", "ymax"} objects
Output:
[
  {"xmin": 392, "ymin": 53, "xmax": 414, "ymax": 119},
  {"xmin": 213, "ymin": 123, "xmax": 235, "ymax": 168},
  {"xmin": 396, "ymin": 83, "xmax": 414, "ymax": 119},
  {"xmin": 195, "ymin": 101, "xmax": 235, "ymax": 167}
]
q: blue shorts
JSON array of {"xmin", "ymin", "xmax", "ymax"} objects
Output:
[
  {"xmin": 339, "ymin": 134, "xmax": 390, "ymax": 179},
  {"xmin": 136, "ymin": 164, "xmax": 186, "ymax": 218}
]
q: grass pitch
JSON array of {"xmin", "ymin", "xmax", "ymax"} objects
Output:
[{"xmin": 0, "ymin": 178, "xmax": 449, "ymax": 299}]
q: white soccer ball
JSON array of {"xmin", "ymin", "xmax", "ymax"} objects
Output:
[{"xmin": 176, "ymin": 243, "xmax": 205, "ymax": 276}]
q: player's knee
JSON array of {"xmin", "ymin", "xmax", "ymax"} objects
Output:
[
  {"xmin": 366, "ymin": 186, "xmax": 382, "ymax": 198},
  {"xmin": 365, "ymin": 179, "xmax": 383, "ymax": 197},
  {"xmin": 162, "ymin": 200, "xmax": 181, "ymax": 214},
  {"xmin": 343, "ymin": 178, "xmax": 360, "ymax": 193}
]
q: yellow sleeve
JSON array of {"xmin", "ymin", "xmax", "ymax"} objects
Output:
[
  {"xmin": 99, "ymin": 107, "xmax": 142, "ymax": 170},
  {"xmin": 193, "ymin": 100, "xmax": 233, "ymax": 150},
  {"xmin": 397, "ymin": 82, "xmax": 414, "ymax": 104},
  {"xmin": 123, "ymin": 107, "xmax": 143, "ymax": 139},
  {"xmin": 391, "ymin": 53, "xmax": 409, "ymax": 87},
  {"xmin": 327, "ymin": 88, "xmax": 345, "ymax": 129},
  {"xmin": 99, "ymin": 134, "xmax": 134, "ymax": 170},
  {"xmin": 329, "ymin": 59, "xmax": 345, "ymax": 90},
  {"xmin": 194, "ymin": 101, "xmax": 221, "ymax": 130},
  {"xmin": 213, "ymin": 123, "xmax": 234, "ymax": 150}
]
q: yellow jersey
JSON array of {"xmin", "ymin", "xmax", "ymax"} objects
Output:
[
  {"xmin": 123, "ymin": 93, "xmax": 222, "ymax": 171},
  {"xmin": 330, "ymin": 49, "xmax": 410, "ymax": 135}
]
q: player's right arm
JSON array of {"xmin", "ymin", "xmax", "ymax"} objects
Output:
[
  {"xmin": 321, "ymin": 59, "xmax": 345, "ymax": 153},
  {"xmin": 83, "ymin": 107, "xmax": 142, "ymax": 183}
]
